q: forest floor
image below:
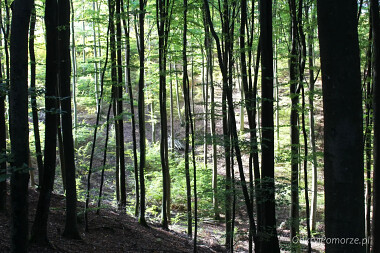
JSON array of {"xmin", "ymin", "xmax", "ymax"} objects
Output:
[
  {"xmin": 0, "ymin": 185, "xmax": 219, "ymax": 252},
  {"xmin": 0, "ymin": 184, "xmax": 325, "ymax": 252}
]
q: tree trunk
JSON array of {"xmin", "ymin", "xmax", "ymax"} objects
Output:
[
  {"xmin": 317, "ymin": 1, "xmax": 365, "ymax": 252},
  {"xmin": 183, "ymin": 0, "xmax": 192, "ymax": 236},
  {"xmin": 0, "ymin": 5, "xmax": 7, "ymax": 213},
  {"xmin": 175, "ymin": 59, "xmax": 183, "ymax": 126},
  {"xmin": 289, "ymin": 0, "xmax": 300, "ymax": 250},
  {"xmin": 97, "ymin": 103, "xmax": 112, "ymax": 214},
  {"xmin": 59, "ymin": 0, "xmax": 81, "ymax": 239},
  {"xmin": 307, "ymin": 4, "xmax": 318, "ymax": 233},
  {"xmin": 9, "ymin": 1, "xmax": 33, "ymax": 251},
  {"xmin": 363, "ymin": 26, "xmax": 373, "ymax": 253},
  {"xmin": 30, "ymin": 0, "xmax": 59, "ymax": 244},
  {"xmin": 96, "ymin": 22, "xmax": 111, "ymax": 214},
  {"xmin": 121, "ymin": 0, "xmax": 139, "ymax": 216},
  {"xmin": 70, "ymin": 0, "xmax": 77, "ymax": 147},
  {"xmin": 92, "ymin": 2, "xmax": 99, "ymax": 113},
  {"xmin": 29, "ymin": 4, "xmax": 43, "ymax": 186},
  {"xmin": 0, "ymin": 51, "xmax": 6, "ymax": 214},
  {"xmin": 156, "ymin": 0, "xmax": 172, "ymax": 229},
  {"xmin": 116, "ymin": 0, "xmax": 126, "ymax": 209},
  {"xmin": 371, "ymin": 0, "xmax": 380, "ymax": 251},
  {"xmin": 138, "ymin": 0, "xmax": 148, "ymax": 227},
  {"xmin": 259, "ymin": 0, "xmax": 280, "ymax": 250}
]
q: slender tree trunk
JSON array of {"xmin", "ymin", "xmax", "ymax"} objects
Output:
[
  {"xmin": 201, "ymin": 41, "xmax": 208, "ymax": 169},
  {"xmin": 297, "ymin": 1, "xmax": 311, "ymax": 250},
  {"xmin": 108, "ymin": 0, "xmax": 120, "ymax": 205},
  {"xmin": 95, "ymin": 22, "xmax": 111, "ymax": 214},
  {"xmin": 363, "ymin": 26, "xmax": 373, "ymax": 253},
  {"xmin": 93, "ymin": 2, "xmax": 99, "ymax": 113},
  {"xmin": 156, "ymin": 0, "xmax": 172, "ymax": 229},
  {"xmin": 371, "ymin": 0, "xmax": 380, "ymax": 251},
  {"xmin": 189, "ymin": 61, "xmax": 198, "ymax": 253},
  {"xmin": 30, "ymin": 0, "xmax": 58, "ymax": 243},
  {"xmin": 9, "ymin": 1, "xmax": 33, "ymax": 251},
  {"xmin": 175, "ymin": 59, "xmax": 183, "ymax": 126},
  {"xmin": 289, "ymin": 0, "xmax": 300, "ymax": 251},
  {"xmin": 70, "ymin": 0, "xmax": 78, "ymax": 147},
  {"xmin": 240, "ymin": 0, "xmax": 260, "ymax": 249},
  {"xmin": 3, "ymin": 0, "xmax": 10, "ymax": 101},
  {"xmin": 307, "ymin": 5, "xmax": 318, "ymax": 232},
  {"xmin": 29, "ymin": 4, "xmax": 43, "ymax": 185},
  {"xmin": 183, "ymin": 0, "xmax": 192, "ymax": 236},
  {"xmin": 138, "ymin": 0, "xmax": 148, "ymax": 227},
  {"xmin": 0, "ymin": 46, "xmax": 6, "ymax": 214},
  {"xmin": 0, "ymin": 2, "xmax": 7, "ymax": 214},
  {"xmin": 97, "ymin": 102, "xmax": 112, "ymax": 214},
  {"xmin": 259, "ymin": 0, "xmax": 280, "ymax": 250},
  {"xmin": 317, "ymin": 1, "xmax": 365, "ymax": 252},
  {"xmin": 116, "ymin": 0, "xmax": 126, "ymax": 209},
  {"xmin": 207, "ymin": 35, "xmax": 219, "ymax": 220},
  {"xmin": 59, "ymin": 0, "xmax": 81, "ymax": 239},
  {"xmin": 170, "ymin": 59, "xmax": 174, "ymax": 152},
  {"xmin": 121, "ymin": 0, "xmax": 139, "ymax": 216},
  {"xmin": 57, "ymin": 119, "xmax": 66, "ymax": 191}
]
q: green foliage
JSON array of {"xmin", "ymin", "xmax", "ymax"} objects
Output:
[{"xmin": 127, "ymin": 143, "xmax": 224, "ymax": 222}]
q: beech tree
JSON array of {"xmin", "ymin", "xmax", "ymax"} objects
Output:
[
  {"xmin": 183, "ymin": 0, "xmax": 192, "ymax": 236},
  {"xmin": 58, "ymin": 0, "xmax": 81, "ymax": 239},
  {"xmin": 1, "ymin": 0, "xmax": 378, "ymax": 251},
  {"xmin": 317, "ymin": 0, "xmax": 365, "ymax": 252},
  {"xmin": 156, "ymin": 0, "xmax": 172, "ymax": 228},
  {"xmin": 259, "ymin": 0, "xmax": 280, "ymax": 251},
  {"xmin": 30, "ymin": 0, "xmax": 59, "ymax": 244},
  {"xmin": 138, "ymin": 0, "xmax": 148, "ymax": 227},
  {"xmin": 9, "ymin": 0, "xmax": 33, "ymax": 251},
  {"xmin": 0, "ymin": 29, "xmax": 6, "ymax": 213},
  {"xmin": 371, "ymin": 0, "xmax": 380, "ymax": 251},
  {"xmin": 29, "ymin": 3, "xmax": 43, "ymax": 186}
]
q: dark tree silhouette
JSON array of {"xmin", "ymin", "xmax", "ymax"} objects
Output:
[
  {"xmin": 259, "ymin": 0, "xmax": 280, "ymax": 251},
  {"xmin": 183, "ymin": 0, "xmax": 192, "ymax": 236},
  {"xmin": 156, "ymin": 0, "xmax": 172, "ymax": 228},
  {"xmin": 138, "ymin": 0, "xmax": 148, "ymax": 227},
  {"xmin": 30, "ymin": 0, "xmax": 59, "ymax": 244},
  {"xmin": 317, "ymin": 1, "xmax": 365, "ymax": 252},
  {"xmin": 0, "ymin": 35, "xmax": 6, "ymax": 214},
  {"xmin": 58, "ymin": 0, "xmax": 81, "ymax": 239},
  {"xmin": 371, "ymin": 0, "xmax": 380, "ymax": 251},
  {"xmin": 120, "ymin": 0, "xmax": 140, "ymax": 217},
  {"xmin": 9, "ymin": 0, "xmax": 33, "ymax": 251},
  {"xmin": 29, "ymin": 4, "xmax": 43, "ymax": 186}
]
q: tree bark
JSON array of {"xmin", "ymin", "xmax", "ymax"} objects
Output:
[
  {"xmin": 138, "ymin": 0, "xmax": 148, "ymax": 227},
  {"xmin": 156, "ymin": 0, "xmax": 172, "ymax": 229},
  {"xmin": 30, "ymin": 0, "xmax": 59, "ymax": 244},
  {"xmin": 115, "ymin": 0, "xmax": 126, "ymax": 209},
  {"xmin": 307, "ymin": 4, "xmax": 318, "ymax": 233},
  {"xmin": 317, "ymin": 1, "xmax": 365, "ymax": 252},
  {"xmin": 183, "ymin": 0, "xmax": 192, "ymax": 236},
  {"xmin": 121, "ymin": 0, "xmax": 139, "ymax": 217},
  {"xmin": 9, "ymin": 0, "xmax": 33, "ymax": 251},
  {"xmin": 0, "ymin": 6, "xmax": 6, "ymax": 212},
  {"xmin": 259, "ymin": 0, "xmax": 280, "ymax": 251},
  {"xmin": 371, "ymin": 0, "xmax": 380, "ymax": 251},
  {"xmin": 29, "ymin": 4, "xmax": 43, "ymax": 186},
  {"xmin": 59, "ymin": 0, "xmax": 81, "ymax": 239},
  {"xmin": 289, "ymin": 1, "xmax": 300, "ymax": 251}
]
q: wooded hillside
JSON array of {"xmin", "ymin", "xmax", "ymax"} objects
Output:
[{"xmin": 0, "ymin": 0, "xmax": 378, "ymax": 252}]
